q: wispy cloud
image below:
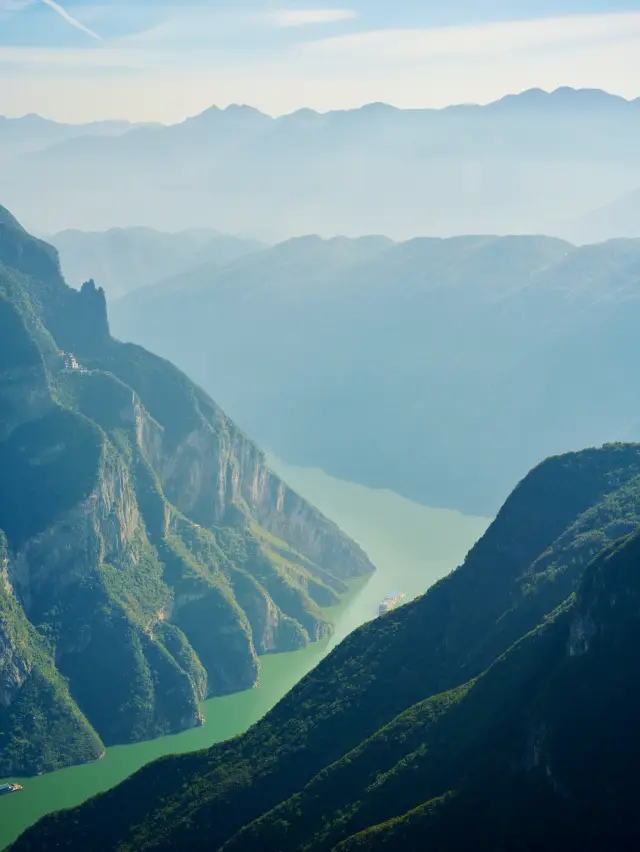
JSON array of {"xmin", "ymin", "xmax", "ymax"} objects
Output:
[
  {"xmin": 111, "ymin": 7, "xmax": 358, "ymax": 49},
  {"xmin": 39, "ymin": 0, "xmax": 101, "ymax": 40},
  {"xmin": 301, "ymin": 11, "xmax": 640, "ymax": 60},
  {"xmin": 270, "ymin": 9, "xmax": 357, "ymax": 28},
  {"xmin": 0, "ymin": 0, "xmax": 102, "ymax": 39},
  {"xmin": 1, "ymin": 10, "xmax": 640, "ymax": 122}
]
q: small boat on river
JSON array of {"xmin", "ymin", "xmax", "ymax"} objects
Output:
[
  {"xmin": 378, "ymin": 592, "xmax": 405, "ymax": 616},
  {"xmin": 0, "ymin": 783, "xmax": 23, "ymax": 796}
]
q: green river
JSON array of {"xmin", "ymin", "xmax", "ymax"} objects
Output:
[{"xmin": 0, "ymin": 459, "xmax": 490, "ymax": 849}]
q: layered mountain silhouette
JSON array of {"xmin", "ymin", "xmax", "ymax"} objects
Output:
[
  {"xmin": 2, "ymin": 88, "xmax": 640, "ymax": 239},
  {"xmin": 0, "ymin": 206, "xmax": 373, "ymax": 777},
  {"xmin": 110, "ymin": 232, "xmax": 640, "ymax": 516},
  {"xmin": 557, "ymin": 187, "xmax": 640, "ymax": 243},
  {"xmin": 0, "ymin": 114, "xmax": 152, "ymax": 162},
  {"xmin": 50, "ymin": 227, "xmax": 263, "ymax": 299}
]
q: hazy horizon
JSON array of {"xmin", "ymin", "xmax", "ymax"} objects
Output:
[
  {"xmin": 1, "ymin": 84, "xmax": 639, "ymax": 126},
  {"xmin": 2, "ymin": 1, "xmax": 640, "ymax": 121},
  {"xmin": 3, "ymin": 4, "xmax": 640, "ymax": 849}
]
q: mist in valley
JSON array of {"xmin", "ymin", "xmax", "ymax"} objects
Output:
[{"xmin": 4, "ymin": 3, "xmax": 640, "ymax": 850}]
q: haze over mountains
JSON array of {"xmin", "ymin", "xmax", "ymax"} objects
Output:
[
  {"xmin": 0, "ymin": 206, "xmax": 373, "ymax": 778},
  {"xmin": 2, "ymin": 88, "xmax": 640, "ymax": 242},
  {"xmin": 109, "ymin": 232, "xmax": 640, "ymax": 516},
  {"xmin": 50, "ymin": 228, "xmax": 263, "ymax": 299},
  {"xmin": 561, "ymin": 188, "xmax": 640, "ymax": 243},
  {"xmin": 5, "ymin": 66, "xmax": 640, "ymax": 852},
  {"xmin": 0, "ymin": 115, "xmax": 154, "ymax": 162}
]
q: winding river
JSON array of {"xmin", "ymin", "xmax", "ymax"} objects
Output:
[{"xmin": 0, "ymin": 459, "xmax": 490, "ymax": 849}]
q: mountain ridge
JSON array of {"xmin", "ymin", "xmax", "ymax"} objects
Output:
[
  {"xmin": 3, "ymin": 87, "xmax": 640, "ymax": 238},
  {"xmin": 555, "ymin": 186, "xmax": 640, "ymax": 242},
  {"xmin": 0, "ymin": 206, "xmax": 374, "ymax": 778},
  {"xmin": 110, "ymin": 232, "xmax": 640, "ymax": 516},
  {"xmin": 3, "ymin": 87, "xmax": 637, "ymax": 129},
  {"xmin": 10, "ymin": 439, "xmax": 640, "ymax": 851},
  {"xmin": 49, "ymin": 227, "xmax": 264, "ymax": 298}
]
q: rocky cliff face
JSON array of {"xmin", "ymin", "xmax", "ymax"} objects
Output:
[
  {"xmin": 0, "ymin": 537, "xmax": 30, "ymax": 710},
  {"xmin": 0, "ymin": 205, "xmax": 375, "ymax": 776},
  {"xmin": 12, "ymin": 439, "xmax": 640, "ymax": 852},
  {"xmin": 0, "ymin": 531, "xmax": 104, "ymax": 776},
  {"xmin": 157, "ymin": 416, "xmax": 372, "ymax": 582}
]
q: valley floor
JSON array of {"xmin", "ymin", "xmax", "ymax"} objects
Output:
[{"xmin": 0, "ymin": 463, "xmax": 489, "ymax": 850}]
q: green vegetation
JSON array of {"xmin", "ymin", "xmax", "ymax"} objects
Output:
[
  {"xmin": 0, "ymin": 532, "xmax": 104, "ymax": 776},
  {"xmin": 0, "ymin": 206, "xmax": 374, "ymax": 778},
  {"xmin": 7, "ymin": 195, "xmax": 640, "ymax": 849},
  {"xmin": 0, "ymin": 296, "xmax": 42, "ymax": 371},
  {"xmin": 9, "ymin": 433, "xmax": 640, "ymax": 851},
  {"xmin": 0, "ymin": 406, "xmax": 103, "ymax": 548}
]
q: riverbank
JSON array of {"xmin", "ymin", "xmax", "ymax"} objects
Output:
[{"xmin": 0, "ymin": 461, "xmax": 490, "ymax": 850}]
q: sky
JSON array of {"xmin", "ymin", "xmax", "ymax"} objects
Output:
[{"xmin": 1, "ymin": 0, "xmax": 640, "ymax": 122}]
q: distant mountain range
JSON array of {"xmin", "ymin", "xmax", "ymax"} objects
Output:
[
  {"xmin": 49, "ymin": 227, "xmax": 264, "ymax": 299},
  {"xmin": 556, "ymin": 187, "xmax": 640, "ymax": 243},
  {"xmin": 2, "ymin": 87, "xmax": 640, "ymax": 240},
  {"xmin": 110, "ymin": 232, "xmax": 640, "ymax": 516},
  {"xmin": 0, "ymin": 114, "xmax": 156, "ymax": 161}
]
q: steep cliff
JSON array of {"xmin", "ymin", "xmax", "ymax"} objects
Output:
[
  {"xmin": 0, "ymin": 205, "xmax": 375, "ymax": 776},
  {"xmin": 0, "ymin": 531, "xmax": 104, "ymax": 776},
  {"xmin": 11, "ymin": 439, "xmax": 640, "ymax": 850}
]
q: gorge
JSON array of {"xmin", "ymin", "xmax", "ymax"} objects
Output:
[
  {"xmin": 0, "ymin": 460, "xmax": 489, "ymax": 849},
  {"xmin": 0, "ymin": 204, "xmax": 374, "ymax": 782}
]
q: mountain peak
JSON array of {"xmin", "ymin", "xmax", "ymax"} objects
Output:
[
  {"xmin": 0, "ymin": 214, "xmax": 375, "ymax": 791},
  {"xmin": 187, "ymin": 103, "xmax": 271, "ymax": 125},
  {"xmin": 0, "ymin": 203, "xmax": 61, "ymax": 284},
  {"xmin": 223, "ymin": 103, "xmax": 265, "ymax": 115},
  {"xmin": 0, "ymin": 205, "xmax": 26, "ymax": 233},
  {"xmin": 357, "ymin": 101, "xmax": 399, "ymax": 113},
  {"xmin": 549, "ymin": 86, "xmax": 632, "ymax": 106},
  {"xmin": 490, "ymin": 86, "xmax": 632, "ymax": 111}
]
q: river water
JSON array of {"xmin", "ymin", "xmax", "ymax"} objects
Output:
[{"xmin": 0, "ymin": 459, "xmax": 490, "ymax": 849}]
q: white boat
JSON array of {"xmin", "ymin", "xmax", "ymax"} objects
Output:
[{"xmin": 378, "ymin": 592, "xmax": 405, "ymax": 616}]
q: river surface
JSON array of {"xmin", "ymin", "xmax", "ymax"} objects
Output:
[{"xmin": 0, "ymin": 459, "xmax": 490, "ymax": 849}]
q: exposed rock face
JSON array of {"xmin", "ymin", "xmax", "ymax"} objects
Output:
[
  {"xmin": 12, "ymin": 438, "xmax": 640, "ymax": 852},
  {"xmin": 8, "ymin": 447, "xmax": 141, "ymax": 616},
  {"xmin": 160, "ymin": 422, "xmax": 372, "ymax": 581},
  {"xmin": 0, "ymin": 546, "xmax": 31, "ymax": 710},
  {"xmin": 0, "ymin": 205, "xmax": 376, "ymax": 776},
  {"xmin": 0, "ymin": 532, "xmax": 104, "ymax": 776}
]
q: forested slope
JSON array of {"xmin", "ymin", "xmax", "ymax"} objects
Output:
[
  {"xmin": 0, "ymin": 205, "xmax": 374, "ymax": 777},
  {"xmin": 12, "ymin": 440, "xmax": 640, "ymax": 850}
]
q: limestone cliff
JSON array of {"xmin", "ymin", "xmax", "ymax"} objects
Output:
[
  {"xmin": 13, "ymin": 436, "xmax": 640, "ymax": 852},
  {"xmin": 0, "ymin": 532, "xmax": 104, "ymax": 776},
  {"xmin": 0, "ymin": 205, "xmax": 376, "ymax": 776}
]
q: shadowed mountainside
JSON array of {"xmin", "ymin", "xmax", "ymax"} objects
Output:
[
  {"xmin": 11, "ymin": 440, "xmax": 640, "ymax": 851},
  {"xmin": 0, "ymin": 205, "xmax": 374, "ymax": 777}
]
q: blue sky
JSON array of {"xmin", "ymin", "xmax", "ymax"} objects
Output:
[{"xmin": 1, "ymin": 1, "xmax": 640, "ymax": 121}]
